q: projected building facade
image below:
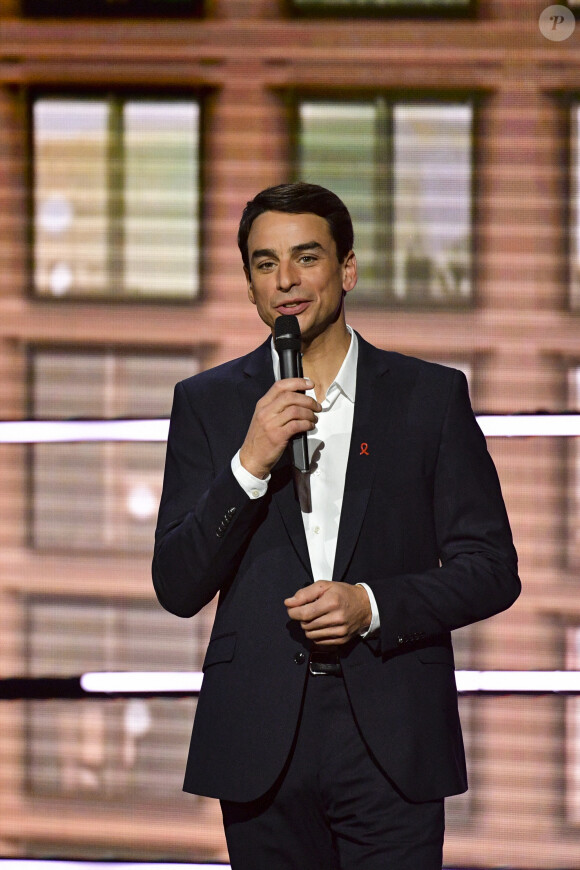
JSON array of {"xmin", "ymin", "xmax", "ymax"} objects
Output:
[{"xmin": 0, "ymin": 0, "xmax": 579, "ymax": 866}]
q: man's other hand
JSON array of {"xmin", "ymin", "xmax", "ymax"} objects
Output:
[{"xmin": 284, "ymin": 580, "xmax": 372, "ymax": 646}]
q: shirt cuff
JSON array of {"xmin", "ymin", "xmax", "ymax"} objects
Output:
[
  {"xmin": 231, "ymin": 450, "xmax": 270, "ymax": 499},
  {"xmin": 356, "ymin": 582, "xmax": 380, "ymax": 638}
]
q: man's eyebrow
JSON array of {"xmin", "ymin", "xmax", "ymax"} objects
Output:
[
  {"xmin": 250, "ymin": 241, "xmax": 325, "ymax": 262},
  {"xmin": 251, "ymin": 248, "xmax": 277, "ymax": 263},
  {"xmin": 291, "ymin": 241, "xmax": 325, "ymax": 256}
]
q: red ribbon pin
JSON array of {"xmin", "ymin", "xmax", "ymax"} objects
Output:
[{"xmin": 360, "ymin": 442, "xmax": 369, "ymax": 456}]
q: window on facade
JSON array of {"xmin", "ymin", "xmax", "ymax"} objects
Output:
[
  {"xmin": 23, "ymin": 0, "xmax": 202, "ymax": 18},
  {"xmin": 25, "ymin": 596, "xmax": 208, "ymax": 800},
  {"xmin": 33, "ymin": 96, "xmax": 200, "ymax": 300},
  {"xmin": 297, "ymin": 98, "xmax": 472, "ymax": 306},
  {"xmin": 31, "ymin": 349, "xmax": 199, "ymax": 552}
]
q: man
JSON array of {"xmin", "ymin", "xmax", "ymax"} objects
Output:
[{"xmin": 153, "ymin": 182, "xmax": 520, "ymax": 869}]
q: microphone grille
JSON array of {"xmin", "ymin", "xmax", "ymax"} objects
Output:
[{"xmin": 274, "ymin": 314, "xmax": 301, "ymax": 351}]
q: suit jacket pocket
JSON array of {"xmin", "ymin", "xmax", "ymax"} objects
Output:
[{"xmin": 202, "ymin": 632, "xmax": 237, "ymax": 671}]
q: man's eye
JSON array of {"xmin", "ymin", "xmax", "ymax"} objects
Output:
[
  {"xmin": 299, "ymin": 255, "xmax": 316, "ymax": 264},
  {"xmin": 257, "ymin": 261, "xmax": 275, "ymax": 270}
]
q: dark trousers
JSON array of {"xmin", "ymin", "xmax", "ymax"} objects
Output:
[{"xmin": 221, "ymin": 669, "xmax": 445, "ymax": 870}]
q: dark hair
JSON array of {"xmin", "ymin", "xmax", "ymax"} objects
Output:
[{"xmin": 238, "ymin": 182, "xmax": 354, "ymax": 273}]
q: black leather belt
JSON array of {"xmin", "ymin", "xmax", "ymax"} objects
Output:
[{"xmin": 309, "ymin": 651, "xmax": 342, "ymax": 676}]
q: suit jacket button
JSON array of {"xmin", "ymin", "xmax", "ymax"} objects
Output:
[{"xmin": 294, "ymin": 651, "xmax": 306, "ymax": 665}]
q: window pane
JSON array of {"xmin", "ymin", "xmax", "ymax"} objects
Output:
[
  {"xmin": 34, "ymin": 100, "xmax": 109, "ymax": 298},
  {"xmin": 298, "ymin": 101, "xmax": 381, "ymax": 300},
  {"xmin": 32, "ymin": 350, "xmax": 200, "ymax": 552},
  {"xmin": 33, "ymin": 97, "xmax": 200, "ymax": 300},
  {"xmin": 124, "ymin": 101, "xmax": 199, "ymax": 299},
  {"xmin": 393, "ymin": 104, "xmax": 471, "ymax": 303}
]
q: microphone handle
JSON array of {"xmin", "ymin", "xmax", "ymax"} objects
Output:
[{"xmin": 278, "ymin": 348, "xmax": 309, "ymax": 472}]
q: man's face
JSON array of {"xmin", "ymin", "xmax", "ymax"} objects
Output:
[{"xmin": 245, "ymin": 210, "xmax": 357, "ymax": 345}]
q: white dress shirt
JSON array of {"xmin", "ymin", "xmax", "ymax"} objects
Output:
[{"xmin": 231, "ymin": 326, "xmax": 380, "ymax": 636}]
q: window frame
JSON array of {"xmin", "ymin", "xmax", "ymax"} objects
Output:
[
  {"xmin": 28, "ymin": 89, "xmax": 205, "ymax": 305},
  {"xmin": 291, "ymin": 90, "xmax": 477, "ymax": 310},
  {"xmin": 26, "ymin": 343, "xmax": 208, "ymax": 554}
]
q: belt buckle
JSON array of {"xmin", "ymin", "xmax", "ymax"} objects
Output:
[{"xmin": 309, "ymin": 652, "xmax": 341, "ymax": 676}]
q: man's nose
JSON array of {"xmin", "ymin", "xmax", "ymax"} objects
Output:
[{"xmin": 277, "ymin": 260, "xmax": 299, "ymax": 291}]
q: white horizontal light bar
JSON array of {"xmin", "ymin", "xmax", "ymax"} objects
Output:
[
  {"xmin": 0, "ymin": 864, "xmax": 230, "ymax": 870},
  {"xmin": 80, "ymin": 671, "xmax": 203, "ymax": 694},
  {"xmin": 80, "ymin": 670, "xmax": 580, "ymax": 695},
  {"xmin": 0, "ymin": 864, "xmax": 464, "ymax": 870},
  {"xmin": 0, "ymin": 865, "xmax": 469, "ymax": 870},
  {"xmin": 0, "ymin": 416, "xmax": 579, "ymax": 444},
  {"xmin": 477, "ymin": 415, "xmax": 580, "ymax": 437},
  {"xmin": 0, "ymin": 419, "xmax": 170, "ymax": 443},
  {"xmin": 455, "ymin": 670, "xmax": 580, "ymax": 693},
  {"xmin": 0, "ymin": 864, "xmax": 467, "ymax": 870}
]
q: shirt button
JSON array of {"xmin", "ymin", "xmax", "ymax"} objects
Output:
[
  {"xmin": 294, "ymin": 651, "xmax": 306, "ymax": 665},
  {"xmin": 251, "ymin": 489, "xmax": 260, "ymax": 499},
  {"xmin": 314, "ymin": 526, "xmax": 321, "ymax": 535}
]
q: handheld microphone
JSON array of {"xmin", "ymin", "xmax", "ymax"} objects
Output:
[{"xmin": 274, "ymin": 314, "xmax": 309, "ymax": 472}]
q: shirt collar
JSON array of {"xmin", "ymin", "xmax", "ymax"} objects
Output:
[{"xmin": 271, "ymin": 325, "xmax": 358, "ymax": 404}]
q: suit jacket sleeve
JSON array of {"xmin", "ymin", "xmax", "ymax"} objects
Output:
[
  {"xmin": 152, "ymin": 379, "xmax": 264, "ymax": 618},
  {"xmin": 370, "ymin": 368, "xmax": 520, "ymax": 654}
]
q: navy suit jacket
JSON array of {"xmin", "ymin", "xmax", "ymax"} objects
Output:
[{"xmin": 152, "ymin": 333, "xmax": 520, "ymax": 803}]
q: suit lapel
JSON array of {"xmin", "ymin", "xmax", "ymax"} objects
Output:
[
  {"xmin": 332, "ymin": 335, "xmax": 394, "ymax": 583},
  {"xmin": 240, "ymin": 338, "xmax": 275, "ymax": 405},
  {"xmin": 240, "ymin": 338, "xmax": 312, "ymax": 577},
  {"xmin": 271, "ymin": 458, "xmax": 313, "ymax": 577}
]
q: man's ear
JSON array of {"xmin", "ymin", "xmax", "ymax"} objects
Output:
[
  {"xmin": 244, "ymin": 266, "xmax": 256, "ymax": 305},
  {"xmin": 342, "ymin": 250, "xmax": 358, "ymax": 294}
]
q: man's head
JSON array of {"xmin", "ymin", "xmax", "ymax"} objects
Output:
[
  {"xmin": 238, "ymin": 182, "xmax": 354, "ymax": 275},
  {"xmin": 239, "ymin": 185, "xmax": 357, "ymax": 347}
]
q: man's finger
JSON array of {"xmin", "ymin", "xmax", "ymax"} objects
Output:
[
  {"xmin": 284, "ymin": 580, "xmax": 331, "ymax": 608},
  {"xmin": 286, "ymin": 601, "xmax": 327, "ymax": 623},
  {"xmin": 303, "ymin": 625, "xmax": 349, "ymax": 641}
]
